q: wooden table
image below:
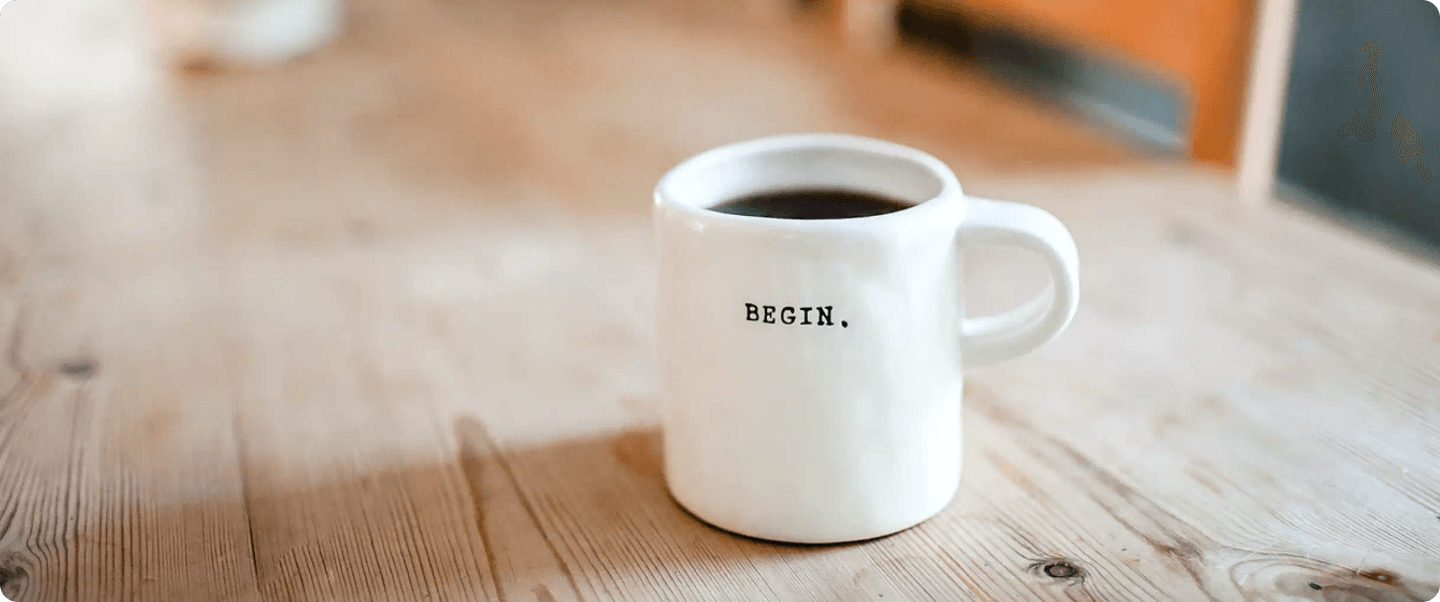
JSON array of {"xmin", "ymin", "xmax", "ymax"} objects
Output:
[{"xmin": 1, "ymin": 0, "xmax": 1437, "ymax": 600}]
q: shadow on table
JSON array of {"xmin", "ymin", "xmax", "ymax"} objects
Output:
[{"xmin": 450, "ymin": 417, "xmax": 849, "ymax": 598}]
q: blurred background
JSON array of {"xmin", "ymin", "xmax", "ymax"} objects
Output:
[{"xmin": 2, "ymin": 0, "xmax": 1434, "ymax": 256}]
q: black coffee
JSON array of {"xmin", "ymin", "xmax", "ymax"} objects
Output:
[{"xmin": 709, "ymin": 189, "xmax": 913, "ymax": 220}]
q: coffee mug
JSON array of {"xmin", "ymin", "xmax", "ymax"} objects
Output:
[{"xmin": 653, "ymin": 134, "xmax": 1079, "ymax": 544}]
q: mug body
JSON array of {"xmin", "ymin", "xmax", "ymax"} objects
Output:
[{"xmin": 654, "ymin": 134, "xmax": 968, "ymax": 543}]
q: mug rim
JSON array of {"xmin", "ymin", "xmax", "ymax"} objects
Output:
[{"xmin": 654, "ymin": 133, "xmax": 964, "ymax": 228}]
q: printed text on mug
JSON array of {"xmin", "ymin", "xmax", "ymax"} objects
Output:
[{"xmin": 744, "ymin": 304, "xmax": 848, "ymax": 328}]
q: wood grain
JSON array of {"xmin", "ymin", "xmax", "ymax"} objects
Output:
[{"xmin": 0, "ymin": 0, "xmax": 1437, "ymax": 600}]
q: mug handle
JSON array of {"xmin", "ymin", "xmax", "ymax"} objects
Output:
[{"xmin": 958, "ymin": 197, "xmax": 1080, "ymax": 369}]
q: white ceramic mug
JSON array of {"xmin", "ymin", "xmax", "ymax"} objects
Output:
[{"xmin": 654, "ymin": 134, "xmax": 1079, "ymax": 544}]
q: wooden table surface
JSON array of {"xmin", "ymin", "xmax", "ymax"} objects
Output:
[{"xmin": 1, "ymin": 0, "xmax": 1438, "ymax": 600}]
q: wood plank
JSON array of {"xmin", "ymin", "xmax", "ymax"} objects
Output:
[
  {"xmin": 0, "ymin": 0, "xmax": 260, "ymax": 599},
  {"xmin": 0, "ymin": 300, "xmax": 94, "ymax": 602},
  {"xmin": 0, "ymin": 189, "xmax": 260, "ymax": 602},
  {"xmin": 454, "ymin": 417, "xmax": 582, "ymax": 602},
  {"xmin": 226, "ymin": 316, "xmax": 497, "ymax": 602}
]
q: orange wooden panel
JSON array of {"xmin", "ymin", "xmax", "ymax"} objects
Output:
[{"xmin": 919, "ymin": 0, "xmax": 1259, "ymax": 166}]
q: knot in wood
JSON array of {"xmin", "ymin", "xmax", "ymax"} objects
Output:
[
  {"xmin": 1044, "ymin": 561, "xmax": 1079, "ymax": 579},
  {"xmin": 1028, "ymin": 557, "xmax": 1086, "ymax": 583},
  {"xmin": 0, "ymin": 564, "xmax": 28, "ymax": 591},
  {"xmin": 58, "ymin": 359, "xmax": 96, "ymax": 380}
]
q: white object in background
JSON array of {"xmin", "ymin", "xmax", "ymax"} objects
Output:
[
  {"xmin": 218, "ymin": 0, "xmax": 343, "ymax": 65},
  {"xmin": 654, "ymin": 133, "xmax": 1080, "ymax": 544},
  {"xmin": 150, "ymin": 0, "xmax": 344, "ymax": 68},
  {"xmin": 0, "ymin": 0, "xmax": 12, "ymax": 15},
  {"xmin": 1237, "ymin": 0, "xmax": 1300, "ymax": 206}
]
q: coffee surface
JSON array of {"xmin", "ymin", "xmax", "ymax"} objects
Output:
[{"xmin": 709, "ymin": 189, "xmax": 913, "ymax": 220}]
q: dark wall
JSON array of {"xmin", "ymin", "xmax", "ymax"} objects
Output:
[{"xmin": 1277, "ymin": 0, "xmax": 1440, "ymax": 246}]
